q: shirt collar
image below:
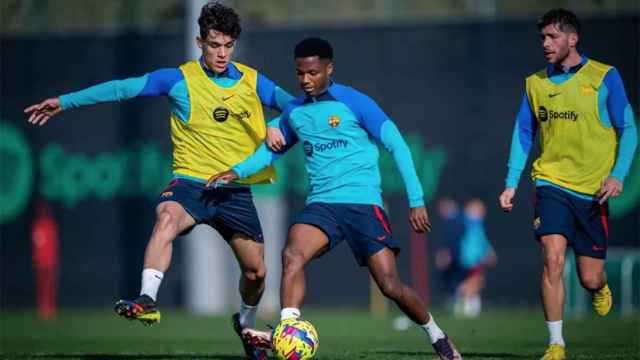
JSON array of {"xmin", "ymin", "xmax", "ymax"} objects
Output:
[
  {"xmin": 199, "ymin": 57, "xmax": 242, "ymax": 79},
  {"xmin": 302, "ymin": 81, "xmax": 335, "ymax": 104},
  {"xmin": 547, "ymin": 54, "xmax": 588, "ymax": 77}
]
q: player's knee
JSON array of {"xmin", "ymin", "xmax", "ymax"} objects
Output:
[
  {"xmin": 579, "ymin": 272, "xmax": 603, "ymax": 291},
  {"xmin": 156, "ymin": 211, "xmax": 179, "ymax": 237},
  {"xmin": 282, "ymin": 247, "xmax": 305, "ymax": 273},
  {"xmin": 243, "ymin": 263, "xmax": 267, "ymax": 283},
  {"xmin": 543, "ymin": 253, "xmax": 565, "ymax": 277},
  {"xmin": 378, "ymin": 274, "xmax": 402, "ymax": 300}
]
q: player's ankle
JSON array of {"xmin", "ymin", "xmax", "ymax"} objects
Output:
[{"xmin": 280, "ymin": 307, "xmax": 301, "ymax": 320}]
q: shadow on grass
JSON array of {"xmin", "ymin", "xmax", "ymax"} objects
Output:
[
  {"xmin": 5, "ymin": 354, "xmax": 243, "ymax": 360},
  {"xmin": 370, "ymin": 350, "xmax": 531, "ymax": 359}
]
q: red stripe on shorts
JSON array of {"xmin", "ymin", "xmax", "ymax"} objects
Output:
[
  {"xmin": 600, "ymin": 205, "xmax": 609, "ymax": 239},
  {"xmin": 373, "ymin": 205, "xmax": 392, "ymax": 235}
]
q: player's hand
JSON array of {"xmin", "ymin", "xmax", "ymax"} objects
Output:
[
  {"xmin": 410, "ymin": 206, "xmax": 431, "ymax": 233},
  {"xmin": 499, "ymin": 187, "xmax": 516, "ymax": 212},
  {"xmin": 266, "ymin": 126, "xmax": 286, "ymax": 152},
  {"xmin": 597, "ymin": 176, "xmax": 623, "ymax": 204},
  {"xmin": 206, "ymin": 170, "xmax": 239, "ymax": 188},
  {"xmin": 24, "ymin": 97, "xmax": 62, "ymax": 126}
]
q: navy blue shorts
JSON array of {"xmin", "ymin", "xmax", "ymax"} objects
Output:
[
  {"xmin": 534, "ymin": 186, "xmax": 609, "ymax": 259},
  {"xmin": 292, "ymin": 203, "xmax": 400, "ymax": 266},
  {"xmin": 156, "ymin": 179, "xmax": 263, "ymax": 243}
]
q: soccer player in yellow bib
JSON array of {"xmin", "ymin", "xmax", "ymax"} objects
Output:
[
  {"xmin": 24, "ymin": 2, "xmax": 292, "ymax": 359},
  {"xmin": 498, "ymin": 9, "xmax": 637, "ymax": 360}
]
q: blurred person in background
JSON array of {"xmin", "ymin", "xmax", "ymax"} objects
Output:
[
  {"xmin": 435, "ymin": 198, "xmax": 496, "ymax": 319},
  {"xmin": 210, "ymin": 37, "xmax": 462, "ymax": 360},
  {"xmin": 23, "ymin": 2, "xmax": 293, "ymax": 359},
  {"xmin": 498, "ymin": 8, "xmax": 637, "ymax": 360}
]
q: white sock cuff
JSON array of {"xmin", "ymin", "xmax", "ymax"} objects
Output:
[
  {"xmin": 421, "ymin": 313, "xmax": 445, "ymax": 344},
  {"xmin": 425, "ymin": 312, "xmax": 436, "ymax": 327},
  {"xmin": 142, "ymin": 268, "xmax": 164, "ymax": 279},
  {"xmin": 280, "ymin": 307, "xmax": 301, "ymax": 320},
  {"xmin": 140, "ymin": 268, "xmax": 164, "ymax": 301},
  {"xmin": 546, "ymin": 320, "xmax": 565, "ymax": 346},
  {"xmin": 241, "ymin": 300, "xmax": 257, "ymax": 309}
]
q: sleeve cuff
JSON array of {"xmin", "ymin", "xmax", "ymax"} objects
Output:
[
  {"xmin": 609, "ymin": 172, "xmax": 625, "ymax": 183},
  {"xmin": 232, "ymin": 165, "xmax": 246, "ymax": 179},
  {"xmin": 59, "ymin": 94, "xmax": 72, "ymax": 111},
  {"xmin": 409, "ymin": 198, "xmax": 425, "ymax": 208}
]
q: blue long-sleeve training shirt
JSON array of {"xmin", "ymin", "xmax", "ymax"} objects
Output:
[
  {"xmin": 233, "ymin": 82, "xmax": 425, "ymax": 208},
  {"xmin": 506, "ymin": 56, "xmax": 638, "ymax": 199},
  {"xmin": 59, "ymin": 58, "xmax": 293, "ymax": 125}
]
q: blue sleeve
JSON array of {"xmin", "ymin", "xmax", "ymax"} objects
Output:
[
  {"xmin": 335, "ymin": 87, "xmax": 424, "ymax": 207},
  {"xmin": 505, "ymin": 91, "xmax": 538, "ymax": 188},
  {"xmin": 256, "ymin": 73, "xmax": 295, "ymax": 112},
  {"xmin": 232, "ymin": 143, "xmax": 278, "ymax": 178},
  {"xmin": 603, "ymin": 68, "xmax": 638, "ymax": 181},
  {"xmin": 233, "ymin": 112, "xmax": 298, "ymax": 178},
  {"xmin": 59, "ymin": 68, "xmax": 183, "ymax": 110},
  {"xmin": 380, "ymin": 122, "xmax": 425, "ymax": 207}
]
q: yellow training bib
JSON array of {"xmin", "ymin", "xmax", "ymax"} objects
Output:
[
  {"xmin": 170, "ymin": 61, "xmax": 276, "ymax": 184},
  {"xmin": 527, "ymin": 59, "xmax": 617, "ymax": 195}
]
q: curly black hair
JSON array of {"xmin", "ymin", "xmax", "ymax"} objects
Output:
[
  {"xmin": 198, "ymin": 2, "xmax": 241, "ymax": 39},
  {"xmin": 538, "ymin": 8, "xmax": 581, "ymax": 35}
]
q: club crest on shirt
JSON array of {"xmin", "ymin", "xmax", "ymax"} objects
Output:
[{"xmin": 329, "ymin": 115, "xmax": 340, "ymax": 128}]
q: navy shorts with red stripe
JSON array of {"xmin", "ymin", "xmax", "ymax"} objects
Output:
[
  {"xmin": 291, "ymin": 202, "xmax": 400, "ymax": 266},
  {"xmin": 156, "ymin": 178, "xmax": 263, "ymax": 243},
  {"xmin": 534, "ymin": 185, "xmax": 609, "ymax": 259}
]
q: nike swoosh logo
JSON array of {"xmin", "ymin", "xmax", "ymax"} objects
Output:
[
  {"xmin": 548, "ymin": 92, "xmax": 562, "ymax": 98},
  {"xmin": 377, "ymin": 235, "xmax": 387, "ymax": 241},
  {"xmin": 222, "ymin": 94, "xmax": 235, "ymax": 101}
]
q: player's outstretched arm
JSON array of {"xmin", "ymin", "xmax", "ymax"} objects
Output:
[
  {"xmin": 410, "ymin": 206, "xmax": 431, "ymax": 233},
  {"xmin": 498, "ymin": 187, "xmax": 516, "ymax": 212},
  {"xmin": 24, "ymin": 97, "xmax": 62, "ymax": 126}
]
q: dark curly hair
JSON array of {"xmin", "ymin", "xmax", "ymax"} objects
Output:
[
  {"xmin": 198, "ymin": 2, "xmax": 241, "ymax": 39},
  {"xmin": 538, "ymin": 8, "xmax": 581, "ymax": 35}
]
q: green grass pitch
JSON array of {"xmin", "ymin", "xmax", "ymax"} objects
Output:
[{"xmin": 1, "ymin": 308, "xmax": 638, "ymax": 359}]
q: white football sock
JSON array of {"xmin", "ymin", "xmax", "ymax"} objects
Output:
[
  {"xmin": 546, "ymin": 320, "xmax": 565, "ymax": 347},
  {"xmin": 239, "ymin": 300, "xmax": 258, "ymax": 328},
  {"xmin": 140, "ymin": 268, "xmax": 163, "ymax": 301},
  {"xmin": 421, "ymin": 313, "xmax": 446, "ymax": 344},
  {"xmin": 280, "ymin": 307, "xmax": 301, "ymax": 320}
]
